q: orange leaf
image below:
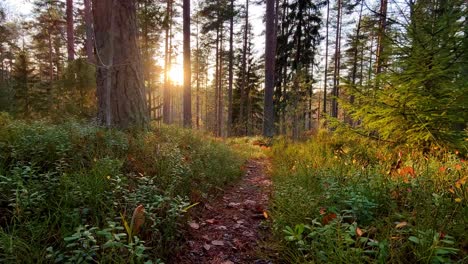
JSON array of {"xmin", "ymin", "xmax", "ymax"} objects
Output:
[
  {"xmin": 322, "ymin": 213, "xmax": 337, "ymax": 225},
  {"xmin": 438, "ymin": 167, "xmax": 446, "ymax": 173},
  {"xmin": 455, "ymin": 164, "xmax": 462, "ymax": 171},
  {"xmin": 398, "ymin": 167, "xmax": 415, "ymax": 177},
  {"xmin": 356, "ymin": 227, "xmax": 364, "ymax": 237},
  {"xmin": 263, "ymin": 211, "xmax": 269, "ymax": 219},
  {"xmin": 131, "ymin": 205, "xmax": 145, "ymax": 235}
]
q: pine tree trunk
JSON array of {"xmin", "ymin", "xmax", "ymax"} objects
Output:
[
  {"xmin": 93, "ymin": 0, "xmax": 148, "ymax": 129},
  {"xmin": 227, "ymin": 0, "xmax": 234, "ymax": 136},
  {"xmin": 239, "ymin": 0, "xmax": 249, "ymax": 135},
  {"xmin": 263, "ymin": 0, "xmax": 275, "ymax": 137},
  {"xmin": 323, "ymin": 0, "xmax": 330, "ymax": 115},
  {"xmin": 214, "ymin": 27, "xmax": 220, "ymax": 134},
  {"xmin": 183, "ymin": 0, "xmax": 192, "ymax": 128},
  {"xmin": 331, "ymin": 0, "xmax": 342, "ymax": 118},
  {"xmin": 66, "ymin": 0, "xmax": 75, "ymax": 61},
  {"xmin": 163, "ymin": 0, "xmax": 172, "ymax": 124},
  {"xmin": 217, "ymin": 28, "xmax": 224, "ymax": 137},
  {"xmin": 84, "ymin": 0, "xmax": 95, "ymax": 63},
  {"xmin": 376, "ymin": 0, "xmax": 388, "ymax": 75}
]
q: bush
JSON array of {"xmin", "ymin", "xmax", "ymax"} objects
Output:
[
  {"xmin": 269, "ymin": 137, "xmax": 467, "ymax": 263},
  {"xmin": 0, "ymin": 118, "xmax": 245, "ymax": 263}
]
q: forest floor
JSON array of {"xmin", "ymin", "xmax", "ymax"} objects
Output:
[{"xmin": 175, "ymin": 158, "xmax": 274, "ymax": 264}]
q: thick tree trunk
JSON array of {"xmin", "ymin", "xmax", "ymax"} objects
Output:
[
  {"xmin": 66, "ymin": 0, "xmax": 75, "ymax": 61},
  {"xmin": 93, "ymin": 0, "xmax": 148, "ymax": 129},
  {"xmin": 183, "ymin": 0, "xmax": 192, "ymax": 128},
  {"xmin": 263, "ymin": 0, "xmax": 275, "ymax": 137},
  {"xmin": 227, "ymin": 0, "xmax": 234, "ymax": 136}
]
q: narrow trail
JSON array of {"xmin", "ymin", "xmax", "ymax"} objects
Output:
[{"xmin": 175, "ymin": 158, "xmax": 273, "ymax": 264}]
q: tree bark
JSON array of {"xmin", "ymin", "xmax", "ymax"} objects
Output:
[
  {"xmin": 183, "ymin": 0, "xmax": 192, "ymax": 128},
  {"xmin": 239, "ymin": 0, "xmax": 249, "ymax": 135},
  {"xmin": 84, "ymin": 0, "xmax": 95, "ymax": 63},
  {"xmin": 263, "ymin": 0, "xmax": 275, "ymax": 137},
  {"xmin": 331, "ymin": 0, "xmax": 342, "ymax": 118},
  {"xmin": 227, "ymin": 0, "xmax": 234, "ymax": 136},
  {"xmin": 66, "ymin": 0, "xmax": 75, "ymax": 61},
  {"xmin": 323, "ymin": 0, "xmax": 330, "ymax": 115},
  {"xmin": 376, "ymin": 0, "xmax": 388, "ymax": 75},
  {"xmin": 163, "ymin": 0, "xmax": 172, "ymax": 124},
  {"xmin": 93, "ymin": 0, "xmax": 148, "ymax": 129}
]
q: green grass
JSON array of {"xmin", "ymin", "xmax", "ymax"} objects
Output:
[
  {"xmin": 269, "ymin": 134, "xmax": 467, "ymax": 264},
  {"xmin": 0, "ymin": 116, "xmax": 246, "ymax": 263}
]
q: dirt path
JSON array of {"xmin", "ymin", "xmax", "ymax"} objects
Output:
[{"xmin": 175, "ymin": 158, "xmax": 273, "ymax": 264}]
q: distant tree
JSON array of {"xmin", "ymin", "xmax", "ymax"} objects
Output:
[
  {"xmin": 183, "ymin": 0, "xmax": 192, "ymax": 128},
  {"xmin": 263, "ymin": 0, "xmax": 276, "ymax": 137},
  {"xmin": 66, "ymin": 0, "xmax": 75, "ymax": 61}
]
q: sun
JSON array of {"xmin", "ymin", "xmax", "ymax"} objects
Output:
[{"xmin": 168, "ymin": 66, "xmax": 184, "ymax": 85}]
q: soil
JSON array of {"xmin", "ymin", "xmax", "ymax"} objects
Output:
[{"xmin": 174, "ymin": 158, "xmax": 273, "ymax": 264}]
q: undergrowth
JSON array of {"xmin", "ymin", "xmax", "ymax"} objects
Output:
[
  {"xmin": 0, "ymin": 114, "xmax": 245, "ymax": 263},
  {"xmin": 269, "ymin": 132, "xmax": 467, "ymax": 263}
]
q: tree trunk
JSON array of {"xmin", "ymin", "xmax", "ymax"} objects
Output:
[
  {"xmin": 163, "ymin": 0, "xmax": 172, "ymax": 124},
  {"xmin": 93, "ymin": 0, "xmax": 148, "ymax": 129},
  {"xmin": 66, "ymin": 0, "xmax": 75, "ymax": 61},
  {"xmin": 84, "ymin": 0, "xmax": 95, "ymax": 63},
  {"xmin": 239, "ymin": 0, "xmax": 249, "ymax": 135},
  {"xmin": 263, "ymin": 0, "xmax": 275, "ymax": 137},
  {"xmin": 227, "ymin": 0, "xmax": 234, "ymax": 136},
  {"xmin": 376, "ymin": 0, "xmax": 388, "ymax": 75},
  {"xmin": 323, "ymin": 0, "xmax": 329, "ymax": 115},
  {"xmin": 331, "ymin": 0, "xmax": 342, "ymax": 118},
  {"xmin": 183, "ymin": 0, "xmax": 192, "ymax": 128},
  {"xmin": 217, "ymin": 27, "xmax": 224, "ymax": 137}
]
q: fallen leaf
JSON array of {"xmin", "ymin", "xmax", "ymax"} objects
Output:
[
  {"xmin": 395, "ymin": 221, "xmax": 408, "ymax": 229},
  {"xmin": 263, "ymin": 211, "xmax": 269, "ymax": 219},
  {"xmin": 356, "ymin": 227, "xmax": 364, "ymax": 237},
  {"xmin": 189, "ymin": 222, "xmax": 200, "ymax": 230},
  {"xmin": 322, "ymin": 213, "xmax": 337, "ymax": 225},
  {"xmin": 206, "ymin": 219, "xmax": 215, "ymax": 224},
  {"xmin": 211, "ymin": 240, "xmax": 224, "ymax": 246},
  {"xmin": 131, "ymin": 205, "xmax": 145, "ymax": 235},
  {"xmin": 203, "ymin": 244, "xmax": 211, "ymax": 251}
]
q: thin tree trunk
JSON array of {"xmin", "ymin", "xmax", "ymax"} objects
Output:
[
  {"xmin": 214, "ymin": 27, "xmax": 220, "ymax": 134},
  {"xmin": 183, "ymin": 0, "xmax": 192, "ymax": 128},
  {"xmin": 218, "ymin": 27, "xmax": 224, "ymax": 137},
  {"xmin": 227, "ymin": 0, "xmax": 234, "ymax": 136},
  {"xmin": 263, "ymin": 0, "xmax": 276, "ymax": 137},
  {"xmin": 195, "ymin": 17, "xmax": 200, "ymax": 130},
  {"xmin": 163, "ymin": 0, "xmax": 172, "ymax": 124},
  {"xmin": 66, "ymin": 0, "xmax": 75, "ymax": 61},
  {"xmin": 239, "ymin": 0, "xmax": 249, "ymax": 135},
  {"xmin": 84, "ymin": 0, "xmax": 95, "ymax": 63},
  {"xmin": 376, "ymin": 0, "xmax": 388, "ymax": 75},
  {"xmin": 323, "ymin": 0, "xmax": 329, "ymax": 115},
  {"xmin": 331, "ymin": 0, "xmax": 342, "ymax": 118}
]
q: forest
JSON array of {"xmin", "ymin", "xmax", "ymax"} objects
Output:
[{"xmin": 0, "ymin": 0, "xmax": 466, "ymax": 263}]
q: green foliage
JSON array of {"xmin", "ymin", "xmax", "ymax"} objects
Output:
[
  {"xmin": 339, "ymin": 0, "xmax": 467, "ymax": 149},
  {"xmin": 269, "ymin": 137, "xmax": 467, "ymax": 263},
  {"xmin": 0, "ymin": 118, "xmax": 245, "ymax": 262}
]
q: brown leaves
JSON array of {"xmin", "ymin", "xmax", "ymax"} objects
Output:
[
  {"xmin": 131, "ymin": 205, "xmax": 145, "ymax": 235},
  {"xmin": 322, "ymin": 213, "xmax": 337, "ymax": 225}
]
